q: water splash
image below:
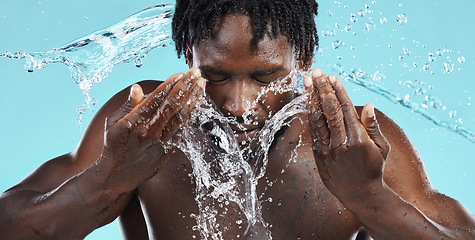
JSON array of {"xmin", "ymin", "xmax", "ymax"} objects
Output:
[
  {"xmin": 396, "ymin": 13, "xmax": 408, "ymax": 24},
  {"xmin": 333, "ymin": 64, "xmax": 475, "ymax": 143},
  {"xmin": 173, "ymin": 71, "xmax": 309, "ymax": 239},
  {"xmin": 317, "ymin": 1, "xmax": 475, "ymax": 143},
  {"xmin": 0, "ymin": 4, "xmax": 174, "ymax": 124}
]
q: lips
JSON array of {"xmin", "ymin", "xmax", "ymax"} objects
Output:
[{"xmin": 232, "ymin": 127, "xmax": 259, "ymax": 142}]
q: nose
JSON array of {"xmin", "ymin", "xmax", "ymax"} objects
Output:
[{"xmin": 222, "ymin": 79, "xmax": 258, "ymax": 117}]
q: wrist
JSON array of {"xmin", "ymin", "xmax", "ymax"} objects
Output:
[
  {"xmin": 340, "ymin": 178, "xmax": 389, "ymax": 213},
  {"xmin": 89, "ymin": 155, "xmax": 135, "ymax": 197}
]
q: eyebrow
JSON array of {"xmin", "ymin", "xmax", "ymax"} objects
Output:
[
  {"xmin": 200, "ymin": 66, "xmax": 285, "ymax": 76},
  {"xmin": 251, "ymin": 67, "xmax": 285, "ymax": 76},
  {"xmin": 200, "ymin": 66, "xmax": 229, "ymax": 75}
]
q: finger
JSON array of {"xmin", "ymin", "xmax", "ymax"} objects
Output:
[
  {"xmin": 117, "ymin": 72, "xmax": 184, "ymax": 131},
  {"xmin": 147, "ymin": 68, "xmax": 204, "ymax": 140},
  {"xmin": 361, "ymin": 103, "xmax": 390, "ymax": 158},
  {"xmin": 160, "ymin": 77, "xmax": 207, "ymax": 142},
  {"xmin": 129, "ymin": 84, "xmax": 145, "ymax": 107},
  {"xmin": 304, "ymin": 75, "xmax": 330, "ymax": 157},
  {"xmin": 312, "ymin": 69, "xmax": 347, "ymax": 149},
  {"xmin": 328, "ymin": 74, "xmax": 361, "ymax": 140},
  {"xmin": 105, "ymin": 84, "xmax": 145, "ymax": 129}
]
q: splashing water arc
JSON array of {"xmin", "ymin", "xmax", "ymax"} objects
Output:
[{"xmin": 0, "ymin": 4, "xmax": 174, "ymax": 123}]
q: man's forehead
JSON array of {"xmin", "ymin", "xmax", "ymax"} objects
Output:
[{"xmin": 193, "ymin": 15, "xmax": 293, "ymax": 57}]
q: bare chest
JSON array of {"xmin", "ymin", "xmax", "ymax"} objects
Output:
[{"xmin": 137, "ymin": 143, "xmax": 362, "ymax": 239}]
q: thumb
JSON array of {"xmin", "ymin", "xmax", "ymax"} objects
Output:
[
  {"xmin": 106, "ymin": 84, "xmax": 144, "ymax": 128},
  {"xmin": 361, "ymin": 103, "xmax": 390, "ymax": 158}
]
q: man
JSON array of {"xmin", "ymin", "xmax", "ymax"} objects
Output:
[{"xmin": 1, "ymin": 0, "xmax": 474, "ymax": 239}]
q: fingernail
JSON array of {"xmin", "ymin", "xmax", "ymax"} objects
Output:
[
  {"xmin": 129, "ymin": 84, "xmax": 139, "ymax": 101},
  {"xmin": 303, "ymin": 76, "xmax": 312, "ymax": 88},
  {"xmin": 197, "ymin": 77, "xmax": 206, "ymax": 89},
  {"xmin": 368, "ymin": 104, "xmax": 375, "ymax": 119},
  {"xmin": 329, "ymin": 75, "xmax": 337, "ymax": 84},
  {"xmin": 312, "ymin": 68, "xmax": 323, "ymax": 78},
  {"xmin": 191, "ymin": 67, "xmax": 201, "ymax": 79}
]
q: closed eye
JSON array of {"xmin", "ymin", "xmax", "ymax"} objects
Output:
[
  {"xmin": 251, "ymin": 67, "xmax": 284, "ymax": 84},
  {"xmin": 200, "ymin": 67, "xmax": 229, "ymax": 82}
]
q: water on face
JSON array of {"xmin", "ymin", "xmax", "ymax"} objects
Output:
[
  {"xmin": 1, "ymin": 3, "xmax": 475, "ymax": 239},
  {"xmin": 169, "ymin": 71, "xmax": 309, "ymax": 239}
]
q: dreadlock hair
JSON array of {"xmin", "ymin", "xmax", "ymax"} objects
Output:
[{"xmin": 172, "ymin": 0, "xmax": 319, "ymax": 68}]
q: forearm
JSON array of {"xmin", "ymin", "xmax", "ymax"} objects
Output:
[
  {"xmin": 348, "ymin": 181, "xmax": 474, "ymax": 240},
  {"xmin": 0, "ymin": 159, "xmax": 132, "ymax": 239}
]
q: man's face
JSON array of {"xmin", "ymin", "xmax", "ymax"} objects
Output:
[{"xmin": 188, "ymin": 14, "xmax": 303, "ymax": 143}]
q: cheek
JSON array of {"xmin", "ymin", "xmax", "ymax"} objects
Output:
[
  {"xmin": 261, "ymin": 91, "xmax": 295, "ymax": 114},
  {"xmin": 205, "ymin": 85, "xmax": 225, "ymax": 106}
]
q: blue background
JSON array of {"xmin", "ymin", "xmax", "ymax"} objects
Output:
[{"xmin": 1, "ymin": 1, "xmax": 474, "ymax": 239}]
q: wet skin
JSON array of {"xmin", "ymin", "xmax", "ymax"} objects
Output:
[{"xmin": 1, "ymin": 14, "xmax": 475, "ymax": 240}]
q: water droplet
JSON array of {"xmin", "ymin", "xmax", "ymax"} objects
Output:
[
  {"xmin": 450, "ymin": 111, "xmax": 457, "ymax": 118},
  {"xmin": 372, "ymin": 71, "xmax": 385, "ymax": 81},
  {"xmin": 134, "ymin": 57, "xmax": 143, "ymax": 67},
  {"xmin": 423, "ymin": 63, "xmax": 430, "ymax": 71},
  {"xmin": 458, "ymin": 56, "xmax": 465, "ymax": 64},
  {"xmin": 428, "ymin": 53, "xmax": 436, "ymax": 62},
  {"xmin": 396, "ymin": 14, "xmax": 407, "ymax": 24},
  {"xmin": 365, "ymin": 23, "xmax": 375, "ymax": 31},
  {"xmin": 321, "ymin": 29, "xmax": 335, "ymax": 37},
  {"xmin": 358, "ymin": 10, "xmax": 365, "ymax": 17},
  {"xmin": 267, "ymin": 197, "xmax": 273, "ymax": 203},
  {"xmin": 345, "ymin": 24, "xmax": 352, "ymax": 32},
  {"xmin": 332, "ymin": 40, "xmax": 345, "ymax": 49},
  {"xmin": 350, "ymin": 13, "xmax": 358, "ymax": 22},
  {"xmin": 436, "ymin": 49, "xmax": 443, "ymax": 56},
  {"xmin": 444, "ymin": 62, "xmax": 454, "ymax": 73},
  {"xmin": 380, "ymin": 17, "xmax": 387, "ymax": 24},
  {"xmin": 327, "ymin": 10, "xmax": 333, "ymax": 16}
]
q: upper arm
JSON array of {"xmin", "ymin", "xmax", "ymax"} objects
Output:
[
  {"xmin": 370, "ymin": 107, "xmax": 475, "ymax": 229},
  {"xmin": 119, "ymin": 192, "xmax": 149, "ymax": 240}
]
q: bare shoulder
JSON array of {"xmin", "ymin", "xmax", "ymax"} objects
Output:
[
  {"xmin": 75, "ymin": 80, "xmax": 164, "ymax": 161},
  {"xmin": 7, "ymin": 80, "xmax": 164, "ymax": 193},
  {"xmin": 355, "ymin": 106, "xmax": 430, "ymax": 193},
  {"xmin": 355, "ymin": 106, "xmax": 475, "ymax": 228}
]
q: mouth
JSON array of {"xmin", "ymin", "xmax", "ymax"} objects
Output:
[{"xmin": 232, "ymin": 127, "xmax": 260, "ymax": 143}]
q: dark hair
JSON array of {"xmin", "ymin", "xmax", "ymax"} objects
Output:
[{"xmin": 172, "ymin": 0, "xmax": 319, "ymax": 67}]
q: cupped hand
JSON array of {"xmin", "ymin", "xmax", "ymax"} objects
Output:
[
  {"xmin": 99, "ymin": 67, "xmax": 206, "ymax": 192},
  {"xmin": 303, "ymin": 68, "xmax": 390, "ymax": 206}
]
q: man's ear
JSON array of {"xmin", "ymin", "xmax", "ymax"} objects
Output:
[
  {"xmin": 299, "ymin": 43, "xmax": 315, "ymax": 71},
  {"xmin": 299, "ymin": 57, "xmax": 313, "ymax": 71},
  {"xmin": 185, "ymin": 45, "xmax": 193, "ymax": 68}
]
